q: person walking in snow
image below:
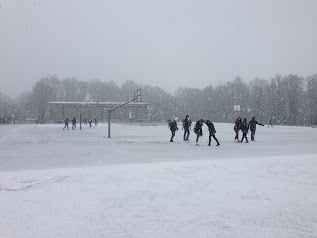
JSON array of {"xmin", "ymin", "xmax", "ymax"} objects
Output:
[
  {"xmin": 268, "ymin": 117, "xmax": 274, "ymax": 127},
  {"xmin": 71, "ymin": 117, "xmax": 76, "ymax": 130},
  {"xmin": 188, "ymin": 119, "xmax": 192, "ymax": 130},
  {"xmin": 248, "ymin": 116, "xmax": 264, "ymax": 141},
  {"xmin": 89, "ymin": 118, "xmax": 92, "ymax": 127},
  {"xmin": 234, "ymin": 117, "xmax": 242, "ymax": 142},
  {"xmin": 63, "ymin": 117, "xmax": 69, "ymax": 130},
  {"xmin": 240, "ymin": 118, "xmax": 249, "ymax": 143},
  {"xmin": 205, "ymin": 120, "xmax": 220, "ymax": 146},
  {"xmin": 169, "ymin": 117, "xmax": 178, "ymax": 142},
  {"xmin": 194, "ymin": 119, "xmax": 204, "ymax": 143},
  {"xmin": 94, "ymin": 118, "xmax": 98, "ymax": 126},
  {"xmin": 183, "ymin": 115, "xmax": 190, "ymax": 141}
]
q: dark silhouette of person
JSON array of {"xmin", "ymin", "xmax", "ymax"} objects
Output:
[
  {"xmin": 194, "ymin": 119, "xmax": 204, "ymax": 143},
  {"xmin": 89, "ymin": 118, "xmax": 92, "ymax": 127},
  {"xmin": 248, "ymin": 117, "xmax": 264, "ymax": 141},
  {"xmin": 169, "ymin": 117, "xmax": 178, "ymax": 142},
  {"xmin": 240, "ymin": 118, "xmax": 249, "ymax": 143},
  {"xmin": 183, "ymin": 115, "xmax": 190, "ymax": 141},
  {"xmin": 234, "ymin": 117, "xmax": 242, "ymax": 142},
  {"xmin": 63, "ymin": 118, "xmax": 69, "ymax": 130},
  {"xmin": 205, "ymin": 120, "xmax": 220, "ymax": 146},
  {"xmin": 72, "ymin": 117, "xmax": 77, "ymax": 130},
  {"xmin": 188, "ymin": 119, "xmax": 192, "ymax": 130},
  {"xmin": 268, "ymin": 117, "xmax": 274, "ymax": 127}
]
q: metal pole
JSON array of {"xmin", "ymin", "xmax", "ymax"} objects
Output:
[
  {"xmin": 107, "ymin": 96, "xmax": 138, "ymax": 138},
  {"xmin": 108, "ymin": 110, "xmax": 111, "ymax": 138},
  {"xmin": 79, "ymin": 108, "xmax": 92, "ymax": 130}
]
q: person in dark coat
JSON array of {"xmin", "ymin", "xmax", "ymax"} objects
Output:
[
  {"xmin": 233, "ymin": 117, "xmax": 242, "ymax": 142},
  {"xmin": 188, "ymin": 119, "xmax": 192, "ymax": 130},
  {"xmin": 240, "ymin": 118, "xmax": 249, "ymax": 143},
  {"xmin": 183, "ymin": 115, "xmax": 190, "ymax": 141},
  {"xmin": 234, "ymin": 117, "xmax": 242, "ymax": 142},
  {"xmin": 169, "ymin": 117, "xmax": 178, "ymax": 142},
  {"xmin": 63, "ymin": 117, "xmax": 69, "ymax": 130},
  {"xmin": 194, "ymin": 119, "xmax": 204, "ymax": 143},
  {"xmin": 205, "ymin": 120, "xmax": 220, "ymax": 146},
  {"xmin": 72, "ymin": 117, "xmax": 76, "ymax": 130},
  {"xmin": 248, "ymin": 116, "xmax": 264, "ymax": 141},
  {"xmin": 89, "ymin": 118, "xmax": 92, "ymax": 127}
]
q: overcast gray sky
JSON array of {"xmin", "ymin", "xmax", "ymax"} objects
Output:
[{"xmin": 0, "ymin": 0, "xmax": 316, "ymax": 97}]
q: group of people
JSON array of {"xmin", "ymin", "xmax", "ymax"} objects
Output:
[
  {"xmin": 168, "ymin": 115, "xmax": 220, "ymax": 146},
  {"xmin": 234, "ymin": 116, "xmax": 264, "ymax": 143},
  {"xmin": 63, "ymin": 117, "xmax": 76, "ymax": 130},
  {"xmin": 62, "ymin": 115, "xmax": 265, "ymax": 144},
  {"xmin": 168, "ymin": 115, "xmax": 266, "ymax": 145},
  {"xmin": 84, "ymin": 118, "xmax": 98, "ymax": 127},
  {"xmin": 63, "ymin": 117, "xmax": 97, "ymax": 130}
]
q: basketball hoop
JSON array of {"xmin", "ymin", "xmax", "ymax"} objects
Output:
[{"xmin": 234, "ymin": 105, "xmax": 240, "ymax": 112}]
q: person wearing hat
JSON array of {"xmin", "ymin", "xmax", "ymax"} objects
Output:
[
  {"xmin": 205, "ymin": 120, "xmax": 220, "ymax": 146},
  {"xmin": 169, "ymin": 117, "xmax": 178, "ymax": 142},
  {"xmin": 183, "ymin": 115, "xmax": 191, "ymax": 141},
  {"xmin": 248, "ymin": 116, "xmax": 264, "ymax": 141},
  {"xmin": 194, "ymin": 119, "xmax": 204, "ymax": 144}
]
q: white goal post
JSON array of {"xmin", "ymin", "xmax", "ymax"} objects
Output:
[{"xmin": 107, "ymin": 89, "xmax": 141, "ymax": 138}]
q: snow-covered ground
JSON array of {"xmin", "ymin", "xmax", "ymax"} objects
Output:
[{"xmin": 0, "ymin": 123, "xmax": 316, "ymax": 238}]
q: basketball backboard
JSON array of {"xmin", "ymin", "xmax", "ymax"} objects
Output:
[
  {"xmin": 133, "ymin": 89, "xmax": 141, "ymax": 102},
  {"xmin": 234, "ymin": 105, "xmax": 241, "ymax": 112}
]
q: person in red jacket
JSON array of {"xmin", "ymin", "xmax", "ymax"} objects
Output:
[{"xmin": 234, "ymin": 117, "xmax": 242, "ymax": 142}]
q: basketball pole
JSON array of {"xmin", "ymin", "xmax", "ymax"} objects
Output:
[
  {"xmin": 108, "ymin": 89, "xmax": 141, "ymax": 138},
  {"xmin": 80, "ymin": 101, "xmax": 99, "ymax": 130},
  {"xmin": 80, "ymin": 108, "xmax": 91, "ymax": 130}
]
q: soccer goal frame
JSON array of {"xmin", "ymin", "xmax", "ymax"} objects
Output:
[{"xmin": 107, "ymin": 89, "xmax": 141, "ymax": 138}]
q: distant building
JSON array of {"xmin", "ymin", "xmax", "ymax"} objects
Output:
[{"xmin": 46, "ymin": 101, "xmax": 151, "ymax": 123}]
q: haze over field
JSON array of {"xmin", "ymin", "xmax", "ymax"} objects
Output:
[{"xmin": 1, "ymin": 0, "xmax": 317, "ymax": 96}]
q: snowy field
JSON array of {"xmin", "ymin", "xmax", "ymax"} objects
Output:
[{"xmin": 0, "ymin": 123, "xmax": 316, "ymax": 238}]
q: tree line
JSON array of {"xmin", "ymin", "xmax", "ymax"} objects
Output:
[{"xmin": 1, "ymin": 74, "xmax": 317, "ymax": 126}]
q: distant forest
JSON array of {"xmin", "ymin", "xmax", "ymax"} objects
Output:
[{"xmin": 1, "ymin": 74, "xmax": 317, "ymax": 126}]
